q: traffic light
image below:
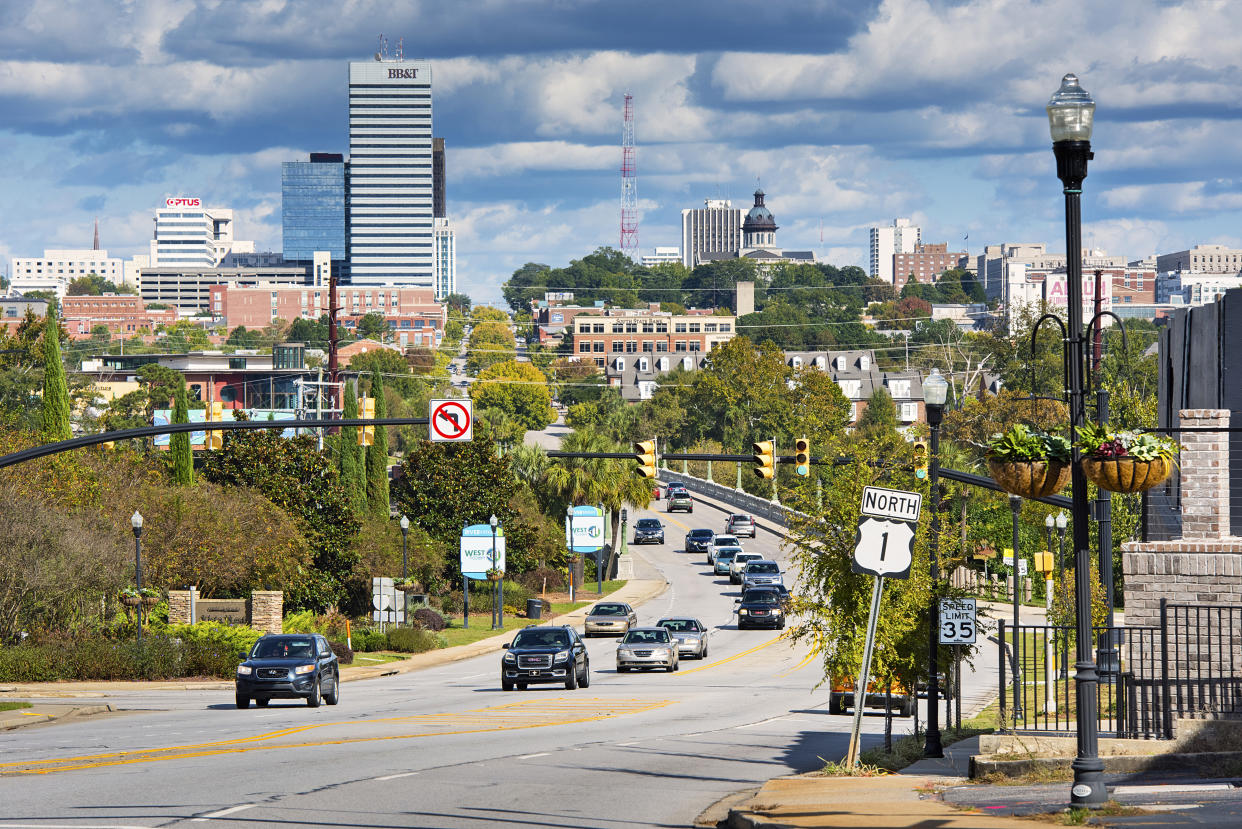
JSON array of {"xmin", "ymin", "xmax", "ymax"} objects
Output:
[
  {"xmin": 753, "ymin": 440, "xmax": 775, "ymax": 479},
  {"xmin": 794, "ymin": 437, "xmax": 810, "ymax": 476},
  {"xmin": 206, "ymin": 401, "xmax": 224, "ymax": 450},
  {"xmin": 913, "ymin": 441, "xmax": 928, "ymax": 480},
  {"xmin": 633, "ymin": 439, "xmax": 658, "ymax": 478},
  {"xmin": 359, "ymin": 396, "xmax": 375, "ymax": 446}
]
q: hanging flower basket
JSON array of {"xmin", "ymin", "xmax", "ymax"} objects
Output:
[
  {"xmin": 985, "ymin": 425, "xmax": 1073, "ymax": 498},
  {"xmin": 1081, "ymin": 457, "xmax": 1172, "ymax": 493},
  {"xmin": 1076, "ymin": 423, "xmax": 1177, "ymax": 493},
  {"xmin": 395, "ymin": 581, "xmax": 423, "ymax": 593},
  {"xmin": 120, "ymin": 595, "xmax": 141, "ymax": 608},
  {"xmin": 140, "ymin": 596, "xmax": 160, "ymax": 608},
  {"xmin": 486, "ymin": 569, "xmax": 504, "ymax": 582}
]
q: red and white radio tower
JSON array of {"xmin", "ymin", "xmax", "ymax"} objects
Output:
[{"xmin": 620, "ymin": 93, "xmax": 638, "ymax": 258}]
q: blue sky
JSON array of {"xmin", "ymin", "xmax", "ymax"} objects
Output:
[{"xmin": 2, "ymin": 0, "xmax": 1241, "ymax": 305}]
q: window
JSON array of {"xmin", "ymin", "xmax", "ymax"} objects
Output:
[
  {"xmin": 674, "ymin": 322, "xmax": 688, "ymax": 333},
  {"xmin": 642, "ymin": 341, "xmax": 653, "ymax": 352},
  {"xmin": 611, "ymin": 323, "xmax": 624, "ymax": 334},
  {"xmin": 612, "ymin": 342, "xmax": 624, "ymax": 353},
  {"xmin": 675, "ymin": 341, "xmax": 687, "ymax": 352},
  {"xmin": 579, "ymin": 342, "xmax": 591, "ymax": 353},
  {"xmin": 836, "ymin": 356, "xmax": 849, "ymax": 371},
  {"xmin": 655, "ymin": 322, "xmax": 668, "ymax": 333},
  {"xmin": 625, "ymin": 322, "xmax": 637, "ymax": 333},
  {"xmin": 642, "ymin": 321, "xmax": 654, "ymax": 333},
  {"xmin": 656, "ymin": 342, "xmax": 668, "ymax": 352},
  {"xmin": 615, "ymin": 358, "xmax": 625, "ymax": 371},
  {"xmin": 719, "ymin": 323, "xmax": 731, "ymax": 332},
  {"xmin": 593, "ymin": 323, "xmax": 605, "ymax": 333},
  {"xmin": 638, "ymin": 358, "xmax": 649, "ymax": 372},
  {"xmin": 594, "ymin": 357, "xmax": 604, "ymax": 367},
  {"xmin": 705, "ymin": 323, "xmax": 717, "ymax": 332},
  {"xmin": 593, "ymin": 342, "xmax": 604, "ymax": 353},
  {"xmin": 792, "ymin": 356, "xmax": 803, "ymax": 369},
  {"xmin": 658, "ymin": 357, "xmax": 670, "ymax": 371},
  {"xmin": 625, "ymin": 341, "xmax": 637, "ymax": 353},
  {"xmin": 839, "ymin": 379, "xmax": 861, "ymax": 398},
  {"xmin": 689, "ymin": 342, "xmax": 701, "ymax": 352},
  {"xmin": 900, "ymin": 402, "xmax": 919, "ymax": 421},
  {"xmin": 689, "ymin": 323, "xmax": 701, "ymax": 333},
  {"xmin": 887, "ymin": 379, "xmax": 911, "ymax": 398},
  {"xmin": 859, "ymin": 355, "xmax": 871, "ymax": 371},
  {"xmin": 229, "ymin": 357, "xmax": 247, "ymax": 369}
]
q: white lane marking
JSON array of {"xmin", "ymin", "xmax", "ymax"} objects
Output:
[
  {"xmin": 0, "ymin": 825, "xmax": 155, "ymax": 829},
  {"xmin": 374, "ymin": 771, "xmax": 420, "ymax": 781},
  {"xmin": 617, "ymin": 741, "xmax": 639, "ymax": 746},
  {"xmin": 1113, "ymin": 784, "xmax": 1231, "ymax": 795},
  {"xmin": 191, "ymin": 803, "xmax": 256, "ymax": 822},
  {"xmin": 517, "ymin": 752, "xmax": 550, "ymax": 760},
  {"xmin": 734, "ymin": 715, "xmax": 791, "ymax": 729},
  {"xmin": 456, "ymin": 672, "xmax": 489, "ymax": 681}
]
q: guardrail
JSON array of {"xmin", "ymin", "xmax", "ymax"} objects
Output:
[{"xmin": 656, "ymin": 470, "xmax": 798, "ymax": 527}]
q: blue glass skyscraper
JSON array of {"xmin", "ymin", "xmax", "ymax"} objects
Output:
[{"xmin": 282, "ymin": 153, "xmax": 346, "ymax": 264}]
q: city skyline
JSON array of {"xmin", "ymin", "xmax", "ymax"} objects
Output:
[{"xmin": 2, "ymin": 0, "xmax": 1240, "ymax": 305}]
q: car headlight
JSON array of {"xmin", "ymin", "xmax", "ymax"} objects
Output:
[
  {"xmin": 618, "ymin": 647, "xmax": 633, "ymax": 655},
  {"xmin": 739, "ymin": 608, "xmax": 749, "ymax": 615},
  {"xmin": 236, "ymin": 665, "xmax": 252, "ymax": 676},
  {"xmin": 294, "ymin": 664, "xmax": 316, "ymax": 675},
  {"xmin": 503, "ymin": 652, "xmax": 516, "ymax": 664},
  {"xmin": 554, "ymin": 650, "xmax": 570, "ymax": 663},
  {"xmin": 654, "ymin": 647, "xmax": 670, "ymax": 656}
]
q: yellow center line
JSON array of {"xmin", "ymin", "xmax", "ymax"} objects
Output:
[
  {"xmin": 674, "ymin": 630, "xmax": 792, "ymax": 677},
  {"xmin": 1, "ymin": 697, "xmax": 675, "ymax": 776}
]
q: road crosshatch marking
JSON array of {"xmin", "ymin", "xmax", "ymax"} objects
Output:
[{"xmin": 0, "ymin": 697, "xmax": 673, "ymax": 776}]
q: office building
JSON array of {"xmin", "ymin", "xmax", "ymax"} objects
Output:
[
  {"xmin": 150, "ymin": 199, "xmax": 253, "ymax": 268},
  {"xmin": 433, "ymin": 137, "xmax": 446, "ymax": 219},
  {"xmin": 641, "ymin": 247, "xmax": 681, "ymax": 268},
  {"xmin": 11, "ymin": 249, "xmax": 127, "ymax": 297},
  {"xmin": 433, "ymin": 217, "xmax": 456, "ymax": 299},
  {"xmin": 681, "ymin": 200, "xmax": 742, "ymax": 269},
  {"xmin": 1156, "ymin": 271, "xmax": 1242, "ymax": 306},
  {"xmin": 869, "ymin": 218, "xmax": 920, "ymax": 283},
  {"xmin": 347, "ymin": 57, "xmax": 434, "ymax": 288},
  {"xmin": 282, "ymin": 154, "xmax": 346, "ymax": 265},
  {"xmin": 1, "ymin": 296, "xmax": 51, "ymax": 333},
  {"xmin": 140, "ymin": 264, "xmax": 313, "ymax": 314},
  {"xmin": 572, "ymin": 307, "xmax": 737, "ymax": 368},
  {"xmin": 60, "ymin": 295, "xmax": 177, "ymax": 338},
  {"xmin": 1156, "ymin": 244, "xmax": 1242, "ymax": 275},
  {"xmin": 892, "ymin": 243, "xmax": 968, "ymax": 288}
]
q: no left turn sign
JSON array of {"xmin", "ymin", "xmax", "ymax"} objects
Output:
[{"xmin": 429, "ymin": 399, "xmax": 473, "ymax": 442}]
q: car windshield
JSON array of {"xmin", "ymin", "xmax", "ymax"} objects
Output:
[
  {"xmin": 744, "ymin": 591, "xmax": 781, "ymax": 605},
  {"xmin": 736, "ymin": 554, "xmax": 761, "ymax": 564},
  {"xmin": 636, "ymin": 519, "xmax": 661, "ymax": 528},
  {"xmin": 715, "ymin": 536, "xmax": 739, "ymax": 546},
  {"xmin": 622, "ymin": 629, "xmax": 671, "ymax": 644},
  {"xmin": 748, "ymin": 562, "xmax": 780, "ymax": 574},
  {"xmin": 511, "ymin": 629, "xmax": 571, "ymax": 648},
  {"xmin": 689, "ymin": 530, "xmax": 714, "ymax": 539},
  {"xmin": 659, "ymin": 619, "xmax": 701, "ymax": 633},
  {"xmin": 716, "ymin": 549, "xmax": 738, "ymax": 562},
  {"xmin": 253, "ymin": 638, "xmax": 314, "ymax": 659},
  {"xmin": 731, "ymin": 515, "xmax": 752, "ymax": 522},
  {"xmin": 591, "ymin": 604, "xmax": 628, "ymax": 616}
]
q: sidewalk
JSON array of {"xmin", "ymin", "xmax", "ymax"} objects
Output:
[{"xmin": 0, "ymin": 578, "xmax": 668, "ymax": 704}]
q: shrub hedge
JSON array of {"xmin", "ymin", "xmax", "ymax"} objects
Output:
[
  {"xmin": 385, "ymin": 627, "xmax": 445, "ymax": 653},
  {"xmin": 411, "ymin": 607, "xmax": 446, "ymax": 631}
]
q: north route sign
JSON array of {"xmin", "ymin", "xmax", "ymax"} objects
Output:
[
  {"xmin": 851, "ymin": 517, "xmax": 915, "ymax": 579},
  {"xmin": 860, "ymin": 486, "xmax": 922, "ymax": 523}
]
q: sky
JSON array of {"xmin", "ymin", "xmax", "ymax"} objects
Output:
[{"xmin": 2, "ymin": 0, "xmax": 1242, "ymax": 306}]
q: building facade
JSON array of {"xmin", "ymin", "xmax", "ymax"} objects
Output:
[
  {"xmin": 1, "ymin": 297, "xmax": 50, "ymax": 333},
  {"xmin": 869, "ymin": 218, "xmax": 920, "ymax": 283},
  {"xmin": 1155, "ymin": 244, "xmax": 1242, "ymax": 275},
  {"xmin": 347, "ymin": 58, "xmax": 434, "ymax": 288},
  {"xmin": 640, "ymin": 246, "xmax": 681, "ymax": 267},
  {"xmin": 699, "ymin": 191, "xmax": 816, "ymax": 268},
  {"xmin": 785, "ymin": 350, "xmax": 926, "ymax": 427},
  {"xmin": 1156, "ymin": 271, "xmax": 1242, "ymax": 306},
  {"xmin": 892, "ymin": 243, "xmax": 967, "ymax": 288},
  {"xmin": 433, "ymin": 216, "xmax": 456, "ymax": 299},
  {"xmin": 11, "ymin": 249, "xmax": 127, "ymax": 297},
  {"xmin": 150, "ymin": 199, "xmax": 253, "ymax": 268},
  {"xmin": 141, "ymin": 265, "xmax": 314, "ymax": 313},
  {"xmin": 433, "ymin": 137, "xmax": 446, "ymax": 218},
  {"xmin": 680, "ymin": 200, "xmax": 742, "ymax": 269},
  {"xmin": 572, "ymin": 308, "xmax": 737, "ymax": 367},
  {"xmin": 282, "ymin": 154, "xmax": 346, "ymax": 265},
  {"xmin": 60, "ymin": 295, "xmax": 177, "ymax": 338}
]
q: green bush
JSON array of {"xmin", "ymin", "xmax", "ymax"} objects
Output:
[
  {"xmin": 440, "ymin": 592, "xmax": 463, "ymax": 616},
  {"xmin": 352, "ymin": 629, "xmax": 387, "ymax": 652},
  {"xmin": 467, "ymin": 580, "xmax": 532, "ymax": 613},
  {"xmin": 385, "ymin": 627, "xmax": 444, "ymax": 654},
  {"xmin": 0, "ymin": 629, "xmax": 262, "ymax": 682},
  {"xmin": 412, "ymin": 607, "xmax": 446, "ymax": 631},
  {"xmin": 282, "ymin": 610, "xmax": 317, "ymax": 633}
]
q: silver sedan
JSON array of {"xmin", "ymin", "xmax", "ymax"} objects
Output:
[
  {"xmin": 616, "ymin": 627, "xmax": 679, "ymax": 672},
  {"xmin": 584, "ymin": 602, "xmax": 638, "ymax": 637},
  {"xmin": 656, "ymin": 617, "xmax": 709, "ymax": 659}
]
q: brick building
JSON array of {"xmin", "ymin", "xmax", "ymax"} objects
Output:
[
  {"xmin": 61, "ymin": 294, "xmax": 178, "ymax": 339},
  {"xmin": 892, "ymin": 243, "xmax": 968, "ymax": 288},
  {"xmin": 572, "ymin": 306, "xmax": 737, "ymax": 368}
]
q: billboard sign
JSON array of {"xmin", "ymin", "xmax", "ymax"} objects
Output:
[
  {"xmin": 460, "ymin": 524, "xmax": 505, "ymax": 579},
  {"xmin": 565, "ymin": 505, "xmax": 605, "ymax": 553},
  {"xmin": 165, "ymin": 197, "xmax": 201, "ymax": 208}
]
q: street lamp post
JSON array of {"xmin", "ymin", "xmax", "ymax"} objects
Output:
[
  {"xmin": 399, "ymin": 515, "xmax": 410, "ymax": 581},
  {"xmin": 131, "ymin": 511, "xmax": 143, "ymax": 646},
  {"xmin": 923, "ymin": 368, "xmax": 948, "ymax": 758},
  {"xmin": 1009, "ymin": 494, "xmax": 1024, "ymax": 720},
  {"xmin": 1045, "ymin": 514, "xmax": 1056, "ymax": 574},
  {"xmin": 566, "ymin": 505, "xmax": 575, "ymax": 604},
  {"xmin": 1048, "ymin": 71, "xmax": 1107, "ymax": 808},
  {"xmin": 489, "ymin": 514, "xmax": 501, "ymax": 630},
  {"xmin": 1056, "ymin": 512, "xmax": 1069, "ymax": 572}
]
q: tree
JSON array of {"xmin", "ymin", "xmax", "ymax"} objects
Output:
[
  {"xmin": 352, "ymin": 347, "xmax": 419, "ymax": 398},
  {"xmin": 169, "ymin": 382, "xmax": 194, "ymax": 485},
  {"xmin": 39, "ymin": 315, "xmax": 71, "ymax": 442},
  {"xmin": 366, "ymin": 371, "xmax": 391, "ymax": 519},
  {"xmin": 355, "ymin": 312, "xmax": 389, "ymax": 341},
  {"xmin": 443, "ymin": 293, "xmax": 472, "ymax": 314},
  {"xmin": 226, "ymin": 326, "xmax": 260, "ymax": 348},
  {"xmin": 288, "ymin": 315, "xmax": 330, "ymax": 348},
  {"xmin": 391, "ymin": 437, "xmax": 521, "ymax": 545},
  {"xmin": 856, "ymin": 386, "xmax": 899, "ymax": 438},
  {"xmin": 200, "ymin": 430, "xmax": 360, "ymax": 612},
  {"xmin": 338, "ymin": 383, "xmax": 365, "ymax": 515},
  {"xmin": 470, "ymin": 360, "xmax": 554, "ymax": 430},
  {"xmin": 66, "ymin": 274, "xmax": 135, "ymax": 296}
]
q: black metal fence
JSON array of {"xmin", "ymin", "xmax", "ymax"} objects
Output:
[{"xmin": 998, "ymin": 600, "xmax": 1242, "ymax": 739}]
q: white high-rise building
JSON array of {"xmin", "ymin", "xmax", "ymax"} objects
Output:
[
  {"xmin": 11, "ymin": 249, "xmax": 126, "ymax": 297},
  {"xmin": 869, "ymin": 218, "xmax": 921, "ymax": 283},
  {"xmin": 347, "ymin": 58, "xmax": 434, "ymax": 288},
  {"xmin": 681, "ymin": 200, "xmax": 743, "ymax": 269},
  {"xmin": 641, "ymin": 246, "xmax": 681, "ymax": 267},
  {"xmin": 149, "ymin": 199, "xmax": 252, "ymax": 268},
  {"xmin": 433, "ymin": 217, "xmax": 455, "ymax": 299}
]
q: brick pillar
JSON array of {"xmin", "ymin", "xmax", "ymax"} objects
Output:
[
  {"xmin": 167, "ymin": 590, "xmax": 191, "ymax": 625},
  {"xmin": 1180, "ymin": 409, "xmax": 1230, "ymax": 539},
  {"xmin": 250, "ymin": 591, "xmax": 283, "ymax": 635}
]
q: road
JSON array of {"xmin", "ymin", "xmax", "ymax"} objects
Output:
[{"xmin": 0, "ymin": 493, "xmax": 967, "ymax": 829}]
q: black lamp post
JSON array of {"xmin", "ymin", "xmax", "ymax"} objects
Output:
[
  {"xmin": 399, "ymin": 515, "xmax": 410, "ymax": 581},
  {"xmin": 1009, "ymin": 494, "xmax": 1024, "ymax": 720},
  {"xmin": 131, "ymin": 510, "xmax": 143, "ymax": 646},
  {"xmin": 1048, "ymin": 72, "xmax": 1107, "ymax": 808},
  {"xmin": 566, "ymin": 505, "xmax": 576, "ymax": 604},
  {"xmin": 489, "ymin": 514, "xmax": 501, "ymax": 630},
  {"xmin": 1057, "ymin": 510, "xmax": 1069, "ymax": 680},
  {"xmin": 1045, "ymin": 514, "xmax": 1056, "ymax": 569},
  {"xmin": 922, "ymin": 368, "xmax": 948, "ymax": 758}
]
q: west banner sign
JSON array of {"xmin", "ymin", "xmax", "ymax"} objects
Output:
[
  {"xmin": 565, "ymin": 505, "xmax": 605, "ymax": 553},
  {"xmin": 460, "ymin": 523, "xmax": 505, "ymax": 580}
]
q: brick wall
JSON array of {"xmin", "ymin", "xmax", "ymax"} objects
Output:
[
  {"xmin": 250, "ymin": 591, "xmax": 283, "ymax": 634},
  {"xmin": 167, "ymin": 590, "xmax": 191, "ymax": 625}
]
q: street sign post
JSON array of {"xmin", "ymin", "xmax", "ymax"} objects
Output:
[
  {"xmin": 939, "ymin": 598, "xmax": 977, "ymax": 645},
  {"xmin": 846, "ymin": 487, "xmax": 920, "ymax": 767},
  {"xmin": 429, "ymin": 399, "xmax": 473, "ymax": 442}
]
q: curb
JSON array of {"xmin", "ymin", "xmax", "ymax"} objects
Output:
[
  {"xmin": 0, "ymin": 704, "xmax": 115, "ymax": 732},
  {"xmin": 971, "ymin": 749, "xmax": 1242, "ymax": 779}
]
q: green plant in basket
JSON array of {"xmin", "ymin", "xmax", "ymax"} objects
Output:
[
  {"xmin": 986, "ymin": 424, "xmax": 1072, "ymax": 463},
  {"xmin": 1075, "ymin": 422, "xmax": 1178, "ymax": 462}
]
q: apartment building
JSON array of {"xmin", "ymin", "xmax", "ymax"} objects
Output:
[
  {"xmin": 572, "ymin": 307, "xmax": 737, "ymax": 367},
  {"xmin": 60, "ymin": 295, "xmax": 177, "ymax": 339}
]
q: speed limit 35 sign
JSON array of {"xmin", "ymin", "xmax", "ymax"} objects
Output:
[{"xmin": 939, "ymin": 598, "xmax": 977, "ymax": 645}]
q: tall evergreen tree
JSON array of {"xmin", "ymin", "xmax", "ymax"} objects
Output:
[
  {"xmin": 39, "ymin": 314, "xmax": 71, "ymax": 441},
  {"xmin": 366, "ymin": 371, "xmax": 391, "ymax": 518},
  {"xmin": 338, "ymin": 383, "xmax": 364, "ymax": 514},
  {"xmin": 170, "ymin": 382, "xmax": 194, "ymax": 485}
]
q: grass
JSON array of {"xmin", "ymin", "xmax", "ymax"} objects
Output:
[
  {"xmin": 859, "ymin": 725, "xmax": 992, "ymax": 772},
  {"xmin": 1052, "ymin": 802, "xmax": 1150, "ymax": 825},
  {"xmin": 436, "ymin": 585, "xmax": 626, "ymax": 649},
  {"xmin": 349, "ymin": 652, "xmax": 409, "ymax": 666},
  {"xmin": 0, "ymin": 701, "xmax": 32, "ymax": 712},
  {"xmin": 818, "ymin": 759, "xmax": 887, "ymax": 777}
]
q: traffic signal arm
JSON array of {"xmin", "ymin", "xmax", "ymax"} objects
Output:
[{"xmin": 633, "ymin": 439, "xmax": 658, "ymax": 478}]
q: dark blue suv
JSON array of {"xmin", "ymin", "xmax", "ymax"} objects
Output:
[{"xmin": 235, "ymin": 634, "xmax": 340, "ymax": 709}]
